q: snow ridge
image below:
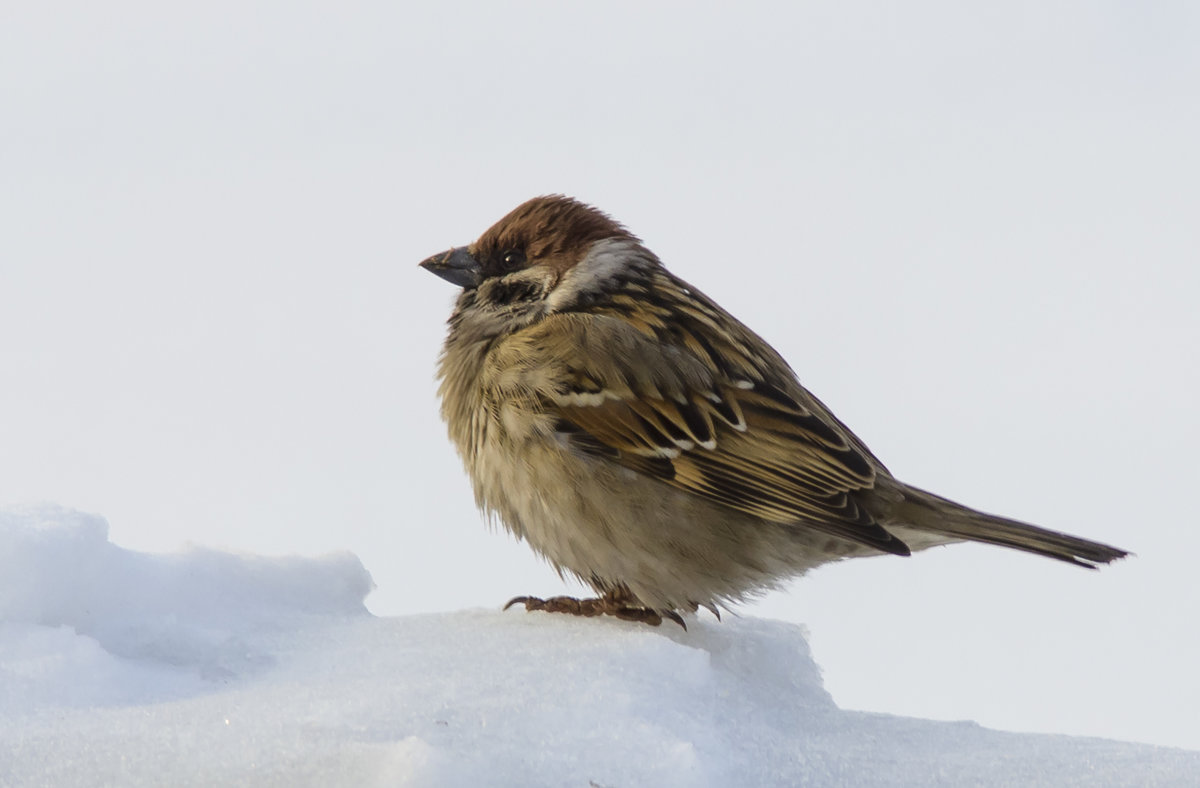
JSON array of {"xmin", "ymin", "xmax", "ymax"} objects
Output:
[{"xmin": 1, "ymin": 505, "xmax": 1196, "ymax": 787}]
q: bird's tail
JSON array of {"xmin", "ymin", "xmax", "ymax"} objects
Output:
[{"xmin": 892, "ymin": 485, "xmax": 1130, "ymax": 568}]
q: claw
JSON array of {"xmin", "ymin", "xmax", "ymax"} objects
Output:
[
  {"xmin": 501, "ymin": 590, "xmax": 686, "ymax": 629},
  {"xmin": 663, "ymin": 610, "xmax": 688, "ymax": 630},
  {"xmin": 612, "ymin": 606, "xmax": 660, "ymax": 625}
]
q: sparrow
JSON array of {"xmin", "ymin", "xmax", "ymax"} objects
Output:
[{"xmin": 420, "ymin": 195, "xmax": 1128, "ymax": 627}]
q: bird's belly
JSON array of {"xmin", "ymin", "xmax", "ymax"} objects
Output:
[{"xmin": 469, "ymin": 440, "xmax": 870, "ymax": 610}]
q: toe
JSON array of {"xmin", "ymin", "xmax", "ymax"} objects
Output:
[{"xmin": 503, "ymin": 595, "xmax": 542, "ymax": 611}]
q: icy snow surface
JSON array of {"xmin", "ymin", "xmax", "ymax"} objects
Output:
[{"xmin": 1, "ymin": 505, "xmax": 1196, "ymax": 787}]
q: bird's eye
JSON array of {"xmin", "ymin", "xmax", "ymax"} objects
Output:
[{"xmin": 501, "ymin": 250, "xmax": 526, "ymax": 269}]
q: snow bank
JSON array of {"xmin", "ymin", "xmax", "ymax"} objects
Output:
[
  {"xmin": 0, "ymin": 504, "xmax": 372, "ymax": 702},
  {"xmin": 1, "ymin": 505, "xmax": 1196, "ymax": 787}
]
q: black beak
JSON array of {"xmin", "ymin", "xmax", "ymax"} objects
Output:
[{"xmin": 419, "ymin": 246, "xmax": 481, "ymax": 289}]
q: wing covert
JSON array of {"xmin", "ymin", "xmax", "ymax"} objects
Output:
[{"xmin": 513, "ymin": 300, "xmax": 910, "ymax": 557}]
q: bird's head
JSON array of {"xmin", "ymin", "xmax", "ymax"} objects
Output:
[{"xmin": 419, "ymin": 195, "xmax": 658, "ymax": 330}]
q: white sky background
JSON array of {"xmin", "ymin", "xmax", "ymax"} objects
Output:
[{"xmin": 2, "ymin": 0, "xmax": 1197, "ymax": 751}]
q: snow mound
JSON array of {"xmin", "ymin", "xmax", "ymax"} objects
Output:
[
  {"xmin": 0, "ymin": 504, "xmax": 372, "ymax": 701},
  {"xmin": 2, "ymin": 505, "xmax": 1197, "ymax": 787}
]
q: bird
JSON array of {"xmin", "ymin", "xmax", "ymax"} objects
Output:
[{"xmin": 419, "ymin": 195, "xmax": 1129, "ymax": 627}]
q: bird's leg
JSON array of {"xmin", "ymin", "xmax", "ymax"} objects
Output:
[{"xmin": 503, "ymin": 587, "xmax": 686, "ymax": 629}]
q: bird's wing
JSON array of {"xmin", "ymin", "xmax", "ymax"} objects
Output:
[{"xmin": 500, "ymin": 301, "xmax": 911, "ymax": 556}]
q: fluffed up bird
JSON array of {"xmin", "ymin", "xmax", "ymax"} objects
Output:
[{"xmin": 420, "ymin": 195, "xmax": 1128, "ymax": 627}]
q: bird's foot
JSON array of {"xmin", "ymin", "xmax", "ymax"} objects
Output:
[{"xmin": 503, "ymin": 591, "xmax": 686, "ymax": 629}]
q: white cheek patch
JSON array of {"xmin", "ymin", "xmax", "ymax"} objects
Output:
[{"xmin": 545, "ymin": 237, "xmax": 655, "ymax": 312}]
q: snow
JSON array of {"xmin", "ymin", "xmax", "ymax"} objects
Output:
[{"xmin": 2, "ymin": 505, "xmax": 1196, "ymax": 787}]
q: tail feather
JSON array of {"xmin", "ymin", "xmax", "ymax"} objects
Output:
[{"xmin": 892, "ymin": 486, "xmax": 1130, "ymax": 569}]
